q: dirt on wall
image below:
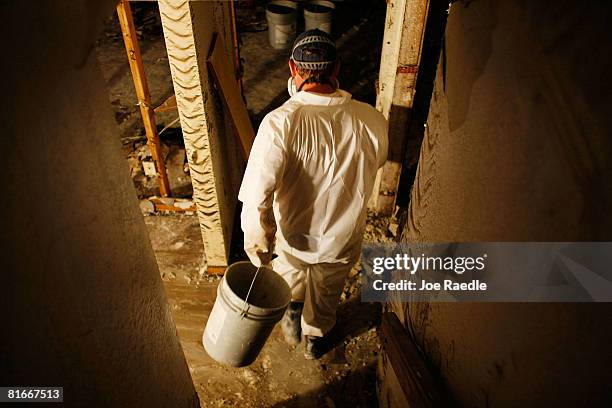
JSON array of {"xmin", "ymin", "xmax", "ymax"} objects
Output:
[{"xmin": 396, "ymin": 0, "xmax": 612, "ymax": 406}]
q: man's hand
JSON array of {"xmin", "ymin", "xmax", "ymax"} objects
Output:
[{"xmin": 256, "ymin": 250, "xmax": 272, "ymax": 267}]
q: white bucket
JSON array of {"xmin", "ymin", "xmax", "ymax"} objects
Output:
[
  {"xmin": 266, "ymin": 1, "xmax": 299, "ymax": 49},
  {"xmin": 202, "ymin": 261, "xmax": 291, "ymax": 367},
  {"xmin": 304, "ymin": 0, "xmax": 335, "ymax": 34}
]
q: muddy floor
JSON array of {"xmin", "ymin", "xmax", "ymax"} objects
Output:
[{"xmin": 145, "ymin": 212, "xmax": 394, "ymax": 407}]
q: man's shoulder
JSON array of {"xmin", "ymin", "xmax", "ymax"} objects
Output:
[
  {"xmin": 349, "ymin": 97, "xmax": 379, "ymax": 111},
  {"xmin": 261, "ymin": 99, "xmax": 299, "ymax": 125},
  {"xmin": 259, "ymin": 107, "xmax": 288, "ymax": 133},
  {"xmin": 349, "ymin": 99, "xmax": 387, "ymax": 127}
]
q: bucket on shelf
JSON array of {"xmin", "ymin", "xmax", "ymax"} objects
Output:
[
  {"xmin": 304, "ymin": 0, "xmax": 335, "ymax": 34},
  {"xmin": 266, "ymin": 1, "xmax": 299, "ymax": 49},
  {"xmin": 202, "ymin": 261, "xmax": 291, "ymax": 367}
]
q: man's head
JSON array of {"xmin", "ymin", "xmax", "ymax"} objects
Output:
[{"xmin": 289, "ymin": 29, "xmax": 340, "ymax": 92}]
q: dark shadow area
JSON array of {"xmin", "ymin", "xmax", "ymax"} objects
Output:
[
  {"xmin": 270, "ymin": 363, "xmax": 379, "ymax": 408},
  {"xmin": 242, "ymin": 50, "xmax": 290, "ymax": 105},
  {"xmin": 396, "ymin": 0, "xmax": 449, "ymax": 207},
  {"xmin": 316, "ymin": 298, "xmax": 382, "ymax": 358},
  {"xmin": 333, "ymin": 0, "xmax": 387, "ymax": 106},
  {"xmin": 229, "ymin": 200, "xmax": 248, "ymax": 264},
  {"xmin": 97, "ymin": 2, "xmax": 163, "ymax": 90},
  {"xmin": 96, "ymin": 1, "xmax": 172, "ymax": 132},
  {"xmin": 386, "ymin": 105, "xmax": 412, "ymax": 163}
]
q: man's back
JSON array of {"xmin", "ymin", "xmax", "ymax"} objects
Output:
[{"xmin": 239, "ymin": 89, "xmax": 388, "ymax": 265}]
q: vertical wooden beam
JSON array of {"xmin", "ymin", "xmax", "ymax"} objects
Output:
[
  {"xmin": 378, "ymin": 312, "xmax": 452, "ymax": 407},
  {"xmin": 117, "ymin": 0, "xmax": 171, "ymax": 197},
  {"xmin": 207, "ymin": 34, "xmax": 254, "ymax": 160},
  {"xmin": 370, "ymin": 0, "xmax": 430, "ymax": 215},
  {"xmin": 158, "ymin": 0, "xmax": 233, "ymax": 268},
  {"xmin": 228, "ymin": 0, "xmax": 243, "ymax": 95}
]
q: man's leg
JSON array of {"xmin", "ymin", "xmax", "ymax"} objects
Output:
[
  {"xmin": 301, "ymin": 261, "xmax": 352, "ymax": 344},
  {"xmin": 272, "ymin": 249, "xmax": 307, "ymax": 345},
  {"xmin": 271, "ymin": 249, "xmax": 307, "ymax": 301}
]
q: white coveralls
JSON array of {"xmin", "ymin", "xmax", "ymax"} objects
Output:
[{"xmin": 238, "ymin": 89, "xmax": 388, "ymax": 337}]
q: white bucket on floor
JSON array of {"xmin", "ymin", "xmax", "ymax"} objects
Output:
[
  {"xmin": 266, "ymin": 1, "xmax": 299, "ymax": 49},
  {"xmin": 203, "ymin": 261, "xmax": 291, "ymax": 367},
  {"xmin": 304, "ymin": 0, "xmax": 335, "ymax": 34}
]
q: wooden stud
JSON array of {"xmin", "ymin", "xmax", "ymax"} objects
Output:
[
  {"xmin": 207, "ymin": 34, "xmax": 255, "ymax": 160},
  {"xmin": 148, "ymin": 197, "xmax": 196, "ymax": 213},
  {"xmin": 207, "ymin": 266, "xmax": 227, "ymax": 276},
  {"xmin": 117, "ymin": 0, "xmax": 171, "ymax": 197},
  {"xmin": 228, "ymin": 0, "xmax": 243, "ymax": 90},
  {"xmin": 370, "ymin": 0, "xmax": 430, "ymax": 215},
  {"xmin": 379, "ymin": 312, "xmax": 451, "ymax": 407},
  {"xmin": 154, "ymin": 94, "xmax": 178, "ymax": 114}
]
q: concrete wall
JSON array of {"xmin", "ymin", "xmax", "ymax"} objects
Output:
[
  {"xmin": 393, "ymin": 0, "xmax": 612, "ymax": 406},
  {"xmin": 0, "ymin": 2, "xmax": 198, "ymax": 406}
]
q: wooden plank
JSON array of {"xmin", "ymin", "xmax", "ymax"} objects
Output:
[
  {"xmin": 370, "ymin": 0, "xmax": 430, "ymax": 214},
  {"xmin": 207, "ymin": 266, "xmax": 226, "ymax": 276},
  {"xmin": 207, "ymin": 34, "xmax": 254, "ymax": 160},
  {"xmin": 379, "ymin": 312, "xmax": 451, "ymax": 407},
  {"xmin": 148, "ymin": 197, "xmax": 197, "ymax": 213},
  {"xmin": 228, "ymin": 0, "xmax": 243, "ymax": 87},
  {"xmin": 154, "ymin": 94, "xmax": 178, "ymax": 113},
  {"xmin": 159, "ymin": 0, "xmax": 234, "ymax": 268},
  {"xmin": 117, "ymin": 0, "xmax": 171, "ymax": 197},
  {"xmin": 377, "ymin": 351, "xmax": 411, "ymax": 408}
]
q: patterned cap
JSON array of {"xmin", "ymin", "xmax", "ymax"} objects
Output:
[{"xmin": 291, "ymin": 29, "xmax": 337, "ymax": 70}]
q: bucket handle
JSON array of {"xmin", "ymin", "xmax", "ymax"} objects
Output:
[{"xmin": 240, "ymin": 266, "xmax": 261, "ymax": 318}]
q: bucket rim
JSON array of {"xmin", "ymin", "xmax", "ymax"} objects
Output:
[
  {"xmin": 266, "ymin": 0, "xmax": 299, "ymax": 13},
  {"xmin": 222, "ymin": 261, "xmax": 291, "ymax": 316},
  {"xmin": 304, "ymin": 0, "xmax": 336, "ymax": 14}
]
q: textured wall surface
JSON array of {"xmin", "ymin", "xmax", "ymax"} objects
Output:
[
  {"xmin": 0, "ymin": 2, "xmax": 198, "ymax": 406},
  {"xmin": 394, "ymin": 0, "xmax": 612, "ymax": 406}
]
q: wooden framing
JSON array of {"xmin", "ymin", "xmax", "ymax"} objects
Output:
[
  {"xmin": 378, "ymin": 312, "xmax": 450, "ymax": 407},
  {"xmin": 154, "ymin": 94, "xmax": 177, "ymax": 114},
  {"xmin": 148, "ymin": 197, "xmax": 196, "ymax": 212},
  {"xmin": 207, "ymin": 34, "xmax": 254, "ymax": 160},
  {"xmin": 370, "ymin": 0, "xmax": 430, "ymax": 215},
  {"xmin": 228, "ymin": 0, "xmax": 243, "ymax": 95},
  {"xmin": 117, "ymin": 0, "xmax": 171, "ymax": 197},
  {"xmin": 159, "ymin": 0, "xmax": 239, "ymax": 268}
]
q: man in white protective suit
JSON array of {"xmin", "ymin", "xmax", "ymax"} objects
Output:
[{"xmin": 238, "ymin": 29, "xmax": 388, "ymax": 359}]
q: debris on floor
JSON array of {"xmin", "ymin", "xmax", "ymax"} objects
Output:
[
  {"xmin": 364, "ymin": 210, "xmax": 395, "ymax": 244},
  {"xmin": 140, "ymin": 197, "xmax": 196, "ymax": 215},
  {"xmin": 124, "ymin": 140, "xmax": 192, "ymax": 198}
]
